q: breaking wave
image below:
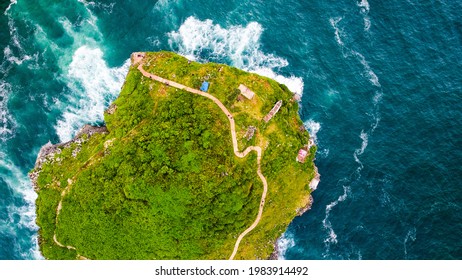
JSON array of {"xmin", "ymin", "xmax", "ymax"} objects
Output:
[
  {"xmin": 19, "ymin": 0, "xmax": 130, "ymax": 143},
  {"xmin": 168, "ymin": 16, "xmax": 304, "ymax": 96},
  {"xmin": 0, "ymin": 153, "xmax": 42, "ymax": 259},
  {"xmin": 56, "ymin": 46, "xmax": 129, "ymax": 142},
  {"xmin": 304, "ymin": 119, "xmax": 321, "ymax": 141},
  {"xmin": 277, "ymin": 232, "xmax": 296, "ymax": 260}
]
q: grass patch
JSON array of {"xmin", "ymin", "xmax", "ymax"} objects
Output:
[{"xmin": 34, "ymin": 51, "xmax": 315, "ymax": 259}]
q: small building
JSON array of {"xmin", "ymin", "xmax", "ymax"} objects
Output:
[
  {"xmin": 244, "ymin": 126, "xmax": 256, "ymax": 141},
  {"xmin": 263, "ymin": 100, "xmax": 283, "ymax": 123},
  {"xmin": 200, "ymin": 81, "xmax": 209, "ymax": 92},
  {"xmin": 296, "ymin": 149, "xmax": 308, "ymax": 163},
  {"xmin": 238, "ymin": 84, "xmax": 255, "ymax": 100}
]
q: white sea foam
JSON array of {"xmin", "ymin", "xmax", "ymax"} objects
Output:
[
  {"xmin": 404, "ymin": 227, "xmax": 416, "ymax": 258},
  {"xmin": 357, "ymin": 131, "xmax": 369, "ymax": 156},
  {"xmin": 328, "ymin": 18, "xmax": 382, "ymax": 153},
  {"xmin": 155, "ymin": 0, "xmax": 178, "ymax": 8},
  {"xmin": 147, "ymin": 36, "xmax": 161, "ymax": 48},
  {"xmin": 0, "ymin": 157, "xmax": 38, "ymax": 231},
  {"xmin": 373, "ymin": 90, "xmax": 383, "ymax": 105},
  {"xmin": 78, "ymin": 0, "xmax": 115, "ymax": 14},
  {"xmin": 0, "ymin": 154, "xmax": 42, "ymax": 259},
  {"xmin": 56, "ymin": 46, "xmax": 129, "ymax": 142},
  {"xmin": 59, "ymin": 15, "xmax": 101, "ymax": 49},
  {"xmin": 329, "ymin": 18, "xmax": 379, "ymax": 88},
  {"xmin": 168, "ymin": 16, "xmax": 304, "ymax": 95},
  {"xmin": 351, "ymin": 50, "xmax": 381, "ymax": 87},
  {"xmin": 363, "ymin": 17, "xmax": 371, "ymax": 32},
  {"xmin": 4, "ymin": 0, "xmax": 17, "ymax": 15},
  {"xmin": 322, "ymin": 186, "xmax": 350, "ymax": 249},
  {"xmin": 252, "ymin": 67, "xmax": 304, "ymax": 95},
  {"xmin": 379, "ymin": 187, "xmax": 391, "ymax": 207},
  {"xmin": 276, "ymin": 232, "xmax": 296, "ymax": 260},
  {"xmin": 329, "ymin": 17, "xmax": 344, "ymax": 47},
  {"xmin": 32, "ymin": 8, "xmax": 102, "ymax": 70},
  {"xmin": 318, "ymin": 148, "xmax": 329, "ymax": 159},
  {"xmin": 358, "ymin": 0, "xmax": 371, "ymax": 31},
  {"xmin": 3, "ymin": 45, "xmax": 32, "ymax": 65},
  {"xmin": 40, "ymin": 3, "xmax": 127, "ymax": 142},
  {"xmin": 368, "ymin": 105, "xmax": 381, "ymax": 133},
  {"xmin": 3, "ymin": 14, "xmax": 35, "ymax": 68},
  {"xmin": 0, "ymin": 81, "xmax": 16, "ymax": 141},
  {"xmin": 153, "ymin": 1, "xmax": 181, "ymax": 28},
  {"xmin": 353, "ymin": 130, "xmax": 369, "ymax": 167},
  {"xmin": 304, "ymin": 119, "xmax": 321, "ymax": 141},
  {"xmin": 358, "ymin": 0, "xmax": 370, "ymax": 11}
]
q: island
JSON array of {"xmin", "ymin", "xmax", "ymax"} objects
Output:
[{"xmin": 30, "ymin": 51, "xmax": 319, "ymax": 260}]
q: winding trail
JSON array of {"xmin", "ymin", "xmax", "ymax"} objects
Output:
[
  {"xmin": 52, "ymin": 53, "xmax": 267, "ymax": 260},
  {"xmin": 53, "ymin": 178, "xmax": 89, "ymax": 259},
  {"xmin": 134, "ymin": 53, "xmax": 268, "ymax": 260},
  {"xmin": 54, "ymin": 179, "xmax": 76, "ymax": 250}
]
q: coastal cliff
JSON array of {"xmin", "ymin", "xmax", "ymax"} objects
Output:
[{"xmin": 31, "ymin": 51, "xmax": 318, "ymax": 260}]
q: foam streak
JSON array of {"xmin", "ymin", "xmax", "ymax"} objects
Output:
[
  {"xmin": 4, "ymin": 0, "xmax": 17, "ymax": 15},
  {"xmin": 0, "ymin": 81, "xmax": 15, "ymax": 141},
  {"xmin": 322, "ymin": 186, "xmax": 350, "ymax": 256},
  {"xmin": 358, "ymin": 0, "xmax": 371, "ymax": 31},
  {"xmin": 329, "ymin": 17, "xmax": 344, "ymax": 47}
]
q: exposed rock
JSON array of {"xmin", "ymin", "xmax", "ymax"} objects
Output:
[
  {"xmin": 270, "ymin": 166, "xmax": 320, "ymax": 258},
  {"xmin": 105, "ymin": 103, "xmax": 117, "ymax": 115},
  {"xmin": 268, "ymin": 241, "xmax": 280, "ymax": 260},
  {"xmin": 296, "ymin": 195, "xmax": 314, "ymax": 216},
  {"xmin": 309, "ymin": 166, "xmax": 320, "ymax": 191},
  {"xmin": 29, "ymin": 125, "xmax": 108, "ymax": 191},
  {"xmin": 75, "ymin": 124, "xmax": 108, "ymax": 138}
]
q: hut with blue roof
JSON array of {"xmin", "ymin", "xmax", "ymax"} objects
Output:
[{"xmin": 200, "ymin": 81, "xmax": 209, "ymax": 92}]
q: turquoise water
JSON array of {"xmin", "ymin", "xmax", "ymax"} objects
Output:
[{"xmin": 0, "ymin": 0, "xmax": 460, "ymax": 259}]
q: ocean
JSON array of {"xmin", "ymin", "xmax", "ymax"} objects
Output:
[{"xmin": 0, "ymin": 0, "xmax": 461, "ymax": 259}]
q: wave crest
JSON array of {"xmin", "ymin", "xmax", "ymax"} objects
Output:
[
  {"xmin": 56, "ymin": 46, "xmax": 129, "ymax": 142},
  {"xmin": 168, "ymin": 16, "xmax": 304, "ymax": 95},
  {"xmin": 277, "ymin": 232, "xmax": 296, "ymax": 260},
  {"xmin": 304, "ymin": 119, "xmax": 321, "ymax": 141}
]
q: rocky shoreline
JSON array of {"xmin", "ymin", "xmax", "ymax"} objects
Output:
[
  {"xmin": 29, "ymin": 125, "xmax": 108, "ymax": 191},
  {"xmin": 31, "ymin": 121, "xmax": 319, "ymax": 260},
  {"xmin": 269, "ymin": 165, "xmax": 320, "ymax": 260}
]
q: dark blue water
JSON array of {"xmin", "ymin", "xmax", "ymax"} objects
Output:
[{"xmin": 0, "ymin": 0, "xmax": 460, "ymax": 259}]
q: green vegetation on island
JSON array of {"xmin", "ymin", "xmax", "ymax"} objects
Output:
[{"xmin": 31, "ymin": 51, "xmax": 317, "ymax": 260}]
